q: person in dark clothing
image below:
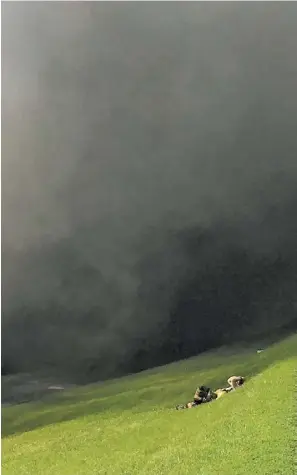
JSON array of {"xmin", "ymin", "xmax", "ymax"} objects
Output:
[
  {"xmin": 176, "ymin": 385, "xmax": 215, "ymax": 410},
  {"xmin": 175, "ymin": 376, "xmax": 246, "ymax": 410}
]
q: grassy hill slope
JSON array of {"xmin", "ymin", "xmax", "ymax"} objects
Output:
[{"xmin": 2, "ymin": 334, "xmax": 297, "ymax": 475}]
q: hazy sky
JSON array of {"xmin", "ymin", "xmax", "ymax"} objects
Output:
[{"xmin": 2, "ymin": 2, "xmax": 297, "ymax": 377}]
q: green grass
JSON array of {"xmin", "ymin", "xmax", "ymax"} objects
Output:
[{"xmin": 2, "ymin": 334, "xmax": 297, "ymax": 475}]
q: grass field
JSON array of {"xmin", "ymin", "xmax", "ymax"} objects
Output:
[{"xmin": 2, "ymin": 333, "xmax": 297, "ymax": 475}]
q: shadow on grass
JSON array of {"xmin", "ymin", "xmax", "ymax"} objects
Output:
[{"xmin": 2, "ymin": 334, "xmax": 297, "ymax": 438}]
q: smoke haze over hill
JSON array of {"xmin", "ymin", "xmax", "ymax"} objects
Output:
[{"xmin": 2, "ymin": 3, "xmax": 297, "ymax": 380}]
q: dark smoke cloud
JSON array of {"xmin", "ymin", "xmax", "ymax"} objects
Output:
[{"xmin": 2, "ymin": 3, "xmax": 297, "ymax": 380}]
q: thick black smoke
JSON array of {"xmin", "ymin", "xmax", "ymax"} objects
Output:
[{"xmin": 2, "ymin": 3, "xmax": 297, "ymax": 381}]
